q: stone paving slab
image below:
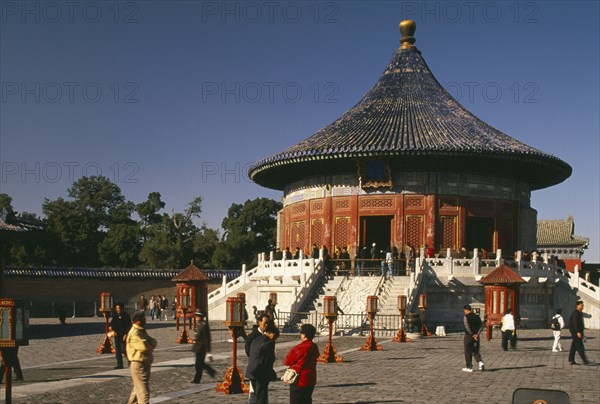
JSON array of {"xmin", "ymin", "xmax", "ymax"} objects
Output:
[{"xmin": 2, "ymin": 318, "xmax": 599, "ymax": 403}]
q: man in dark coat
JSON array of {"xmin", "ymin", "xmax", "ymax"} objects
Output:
[
  {"xmin": 109, "ymin": 303, "xmax": 132, "ymax": 369},
  {"xmin": 462, "ymin": 304, "xmax": 484, "ymax": 372},
  {"xmin": 245, "ymin": 314, "xmax": 278, "ymax": 404},
  {"xmin": 568, "ymin": 300, "xmax": 589, "ymax": 365},
  {"xmin": 190, "ymin": 311, "xmax": 216, "ymax": 383}
]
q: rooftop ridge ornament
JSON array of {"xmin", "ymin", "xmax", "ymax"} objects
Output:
[{"xmin": 399, "ymin": 20, "xmax": 416, "ymax": 49}]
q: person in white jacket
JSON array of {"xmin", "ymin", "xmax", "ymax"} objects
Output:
[
  {"xmin": 550, "ymin": 309, "xmax": 565, "ymax": 352},
  {"xmin": 500, "ymin": 309, "xmax": 517, "ymax": 351}
]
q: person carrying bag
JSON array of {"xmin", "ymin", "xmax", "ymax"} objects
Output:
[{"xmin": 283, "ymin": 324, "xmax": 320, "ymax": 404}]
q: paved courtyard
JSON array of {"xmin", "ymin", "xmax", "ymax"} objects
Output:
[{"xmin": 2, "ymin": 318, "xmax": 599, "ymax": 403}]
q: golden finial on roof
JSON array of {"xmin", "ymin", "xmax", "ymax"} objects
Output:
[{"xmin": 399, "ymin": 20, "xmax": 416, "ymax": 49}]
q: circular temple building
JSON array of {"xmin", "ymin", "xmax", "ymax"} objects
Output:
[{"xmin": 249, "ymin": 20, "xmax": 571, "ymax": 259}]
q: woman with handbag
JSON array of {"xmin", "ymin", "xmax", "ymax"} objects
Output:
[{"xmin": 283, "ymin": 324, "xmax": 320, "ymax": 404}]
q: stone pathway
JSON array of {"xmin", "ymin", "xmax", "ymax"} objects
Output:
[{"xmin": 3, "ymin": 318, "xmax": 599, "ymax": 403}]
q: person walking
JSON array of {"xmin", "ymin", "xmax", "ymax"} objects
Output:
[
  {"xmin": 149, "ymin": 295, "xmax": 156, "ymax": 320},
  {"xmin": 0, "ymin": 346, "xmax": 24, "ymax": 382},
  {"xmin": 568, "ymin": 300, "xmax": 589, "ymax": 365},
  {"xmin": 385, "ymin": 249, "xmax": 394, "ymax": 278},
  {"xmin": 108, "ymin": 302, "xmax": 132, "ymax": 369},
  {"xmin": 139, "ymin": 295, "xmax": 148, "ymax": 315},
  {"xmin": 264, "ymin": 299, "xmax": 277, "ymax": 321},
  {"xmin": 126, "ymin": 312, "xmax": 157, "ymax": 404},
  {"xmin": 500, "ymin": 309, "xmax": 517, "ymax": 351},
  {"xmin": 550, "ymin": 308, "xmax": 565, "ymax": 352},
  {"xmin": 190, "ymin": 311, "xmax": 216, "ymax": 383},
  {"xmin": 283, "ymin": 324, "xmax": 320, "ymax": 404},
  {"xmin": 245, "ymin": 314, "xmax": 279, "ymax": 404},
  {"xmin": 160, "ymin": 296, "xmax": 169, "ymax": 320},
  {"xmin": 462, "ymin": 304, "xmax": 484, "ymax": 372}
]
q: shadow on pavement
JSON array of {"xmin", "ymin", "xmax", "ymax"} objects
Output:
[
  {"xmin": 320, "ymin": 382, "xmax": 376, "ymax": 388},
  {"xmin": 485, "ymin": 364, "xmax": 546, "ymax": 372},
  {"xmin": 28, "ymin": 320, "xmax": 177, "ymax": 339}
]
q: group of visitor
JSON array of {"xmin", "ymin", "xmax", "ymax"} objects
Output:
[{"xmin": 462, "ymin": 300, "xmax": 590, "ymax": 374}]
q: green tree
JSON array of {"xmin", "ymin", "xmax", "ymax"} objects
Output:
[
  {"xmin": 136, "ymin": 192, "xmax": 165, "ymax": 240},
  {"xmin": 212, "ymin": 198, "xmax": 281, "ymax": 268},
  {"xmin": 98, "ymin": 223, "xmax": 141, "ymax": 267},
  {"xmin": 138, "ymin": 197, "xmax": 204, "ymax": 269},
  {"xmin": 42, "ymin": 176, "xmax": 131, "ymax": 266},
  {"xmin": 0, "ymin": 193, "xmax": 14, "ymax": 217}
]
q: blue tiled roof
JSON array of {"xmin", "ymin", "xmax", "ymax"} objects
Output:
[{"xmin": 249, "ymin": 26, "xmax": 571, "ymax": 191}]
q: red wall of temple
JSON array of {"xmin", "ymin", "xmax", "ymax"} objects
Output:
[{"xmin": 281, "ymin": 194, "xmax": 519, "ymax": 258}]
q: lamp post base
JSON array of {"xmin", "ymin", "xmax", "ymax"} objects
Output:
[
  {"xmin": 360, "ymin": 334, "xmax": 383, "ymax": 351},
  {"xmin": 96, "ymin": 336, "xmax": 115, "ymax": 354},
  {"xmin": 176, "ymin": 329, "xmax": 192, "ymax": 344},
  {"xmin": 393, "ymin": 328, "xmax": 411, "ymax": 343},
  {"xmin": 317, "ymin": 343, "xmax": 343, "ymax": 363},
  {"xmin": 215, "ymin": 366, "xmax": 249, "ymax": 394}
]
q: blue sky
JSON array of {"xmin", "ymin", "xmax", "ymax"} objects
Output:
[{"xmin": 1, "ymin": 1, "xmax": 599, "ymax": 262}]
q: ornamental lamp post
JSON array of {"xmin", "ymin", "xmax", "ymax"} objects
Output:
[
  {"xmin": 360, "ymin": 295, "xmax": 383, "ymax": 351},
  {"xmin": 0, "ymin": 298, "xmax": 28, "ymax": 404},
  {"xmin": 216, "ymin": 297, "xmax": 249, "ymax": 394},
  {"xmin": 176, "ymin": 288, "xmax": 192, "ymax": 344},
  {"xmin": 318, "ymin": 296, "xmax": 343, "ymax": 363},
  {"xmin": 418, "ymin": 293, "xmax": 431, "ymax": 337},
  {"xmin": 268, "ymin": 292, "xmax": 278, "ymax": 305},
  {"xmin": 96, "ymin": 292, "xmax": 115, "ymax": 354},
  {"xmin": 393, "ymin": 294, "xmax": 410, "ymax": 343},
  {"xmin": 237, "ymin": 292, "xmax": 248, "ymax": 338}
]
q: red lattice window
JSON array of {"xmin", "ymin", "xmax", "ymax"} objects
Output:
[
  {"xmin": 405, "ymin": 197, "xmax": 422, "ymax": 208},
  {"xmin": 334, "ymin": 217, "xmax": 350, "ymax": 248},
  {"xmin": 311, "ymin": 219, "xmax": 323, "ymax": 248},
  {"xmin": 360, "ymin": 198, "xmax": 393, "ymax": 208},
  {"xmin": 406, "ymin": 215, "xmax": 424, "ymax": 249},
  {"xmin": 440, "ymin": 216, "xmax": 457, "ymax": 250},
  {"xmin": 311, "ymin": 201, "xmax": 324, "ymax": 211},
  {"xmin": 291, "ymin": 221, "xmax": 306, "ymax": 248},
  {"xmin": 335, "ymin": 200, "xmax": 350, "ymax": 210},
  {"xmin": 292, "ymin": 203, "xmax": 306, "ymax": 215}
]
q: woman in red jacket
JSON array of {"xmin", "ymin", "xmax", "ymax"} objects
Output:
[{"xmin": 283, "ymin": 323, "xmax": 320, "ymax": 404}]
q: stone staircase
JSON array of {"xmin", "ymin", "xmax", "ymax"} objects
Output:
[
  {"xmin": 338, "ymin": 276, "xmax": 382, "ymax": 314},
  {"xmin": 281, "ymin": 276, "xmax": 345, "ymax": 332},
  {"xmin": 312, "ymin": 276, "xmax": 345, "ymax": 313},
  {"xmin": 378, "ymin": 276, "xmax": 413, "ymax": 315}
]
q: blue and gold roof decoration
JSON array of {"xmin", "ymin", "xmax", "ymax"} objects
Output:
[{"xmin": 249, "ymin": 20, "xmax": 571, "ymax": 191}]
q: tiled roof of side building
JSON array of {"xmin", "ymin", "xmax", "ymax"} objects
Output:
[
  {"xmin": 5, "ymin": 267, "xmax": 241, "ymax": 281},
  {"xmin": 249, "ymin": 20, "xmax": 571, "ymax": 191},
  {"xmin": 480, "ymin": 264, "xmax": 527, "ymax": 285},
  {"xmin": 537, "ymin": 217, "xmax": 590, "ymax": 248}
]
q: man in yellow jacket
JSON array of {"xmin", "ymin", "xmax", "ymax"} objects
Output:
[{"xmin": 126, "ymin": 311, "xmax": 158, "ymax": 404}]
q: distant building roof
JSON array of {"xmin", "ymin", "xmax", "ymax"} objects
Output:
[
  {"xmin": 537, "ymin": 216, "xmax": 589, "ymax": 248},
  {"xmin": 480, "ymin": 264, "xmax": 527, "ymax": 284},
  {"xmin": 0, "ymin": 216, "xmax": 27, "ymax": 232},
  {"xmin": 6, "ymin": 267, "xmax": 179, "ymax": 279},
  {"xmin": 249, "ymin": 20, "xmax": 571, "ymax": 191},
  {"xmin": 172, "ymin": 261, "xmax": 209, "ymax": 282},
  {"xmin": 5, "ymin": 267, "xmax": 240, "ymax": 281}
]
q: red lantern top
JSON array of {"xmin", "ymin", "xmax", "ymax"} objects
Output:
[
  {"xmin": 180, "ymin": 287, "xmax": 191, "ymax": 308},
  {"xmin": 269, "ymin": 292, "xmax": 278, "ymax": 305},
  {"xmin": 366, "ymin": 295, "xmax": 378, "ymax": 314},
  {"xmin": 323, "ymin": 296, "xmax": 338, "ymax": 317},
  {"xmin": 398, "ymin": 295, "xmax": 407, "ymax": 310},
  {"xmin": 418, "ymin": 294, "xmax": 427, "ymax": 309},
  {"xmin": 225, "ymin": 297, "xmax": 243, "ymax": 327},
  {"xmin": 99, "ymin": 292, "xmax": 113, "ymax": 312}
]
